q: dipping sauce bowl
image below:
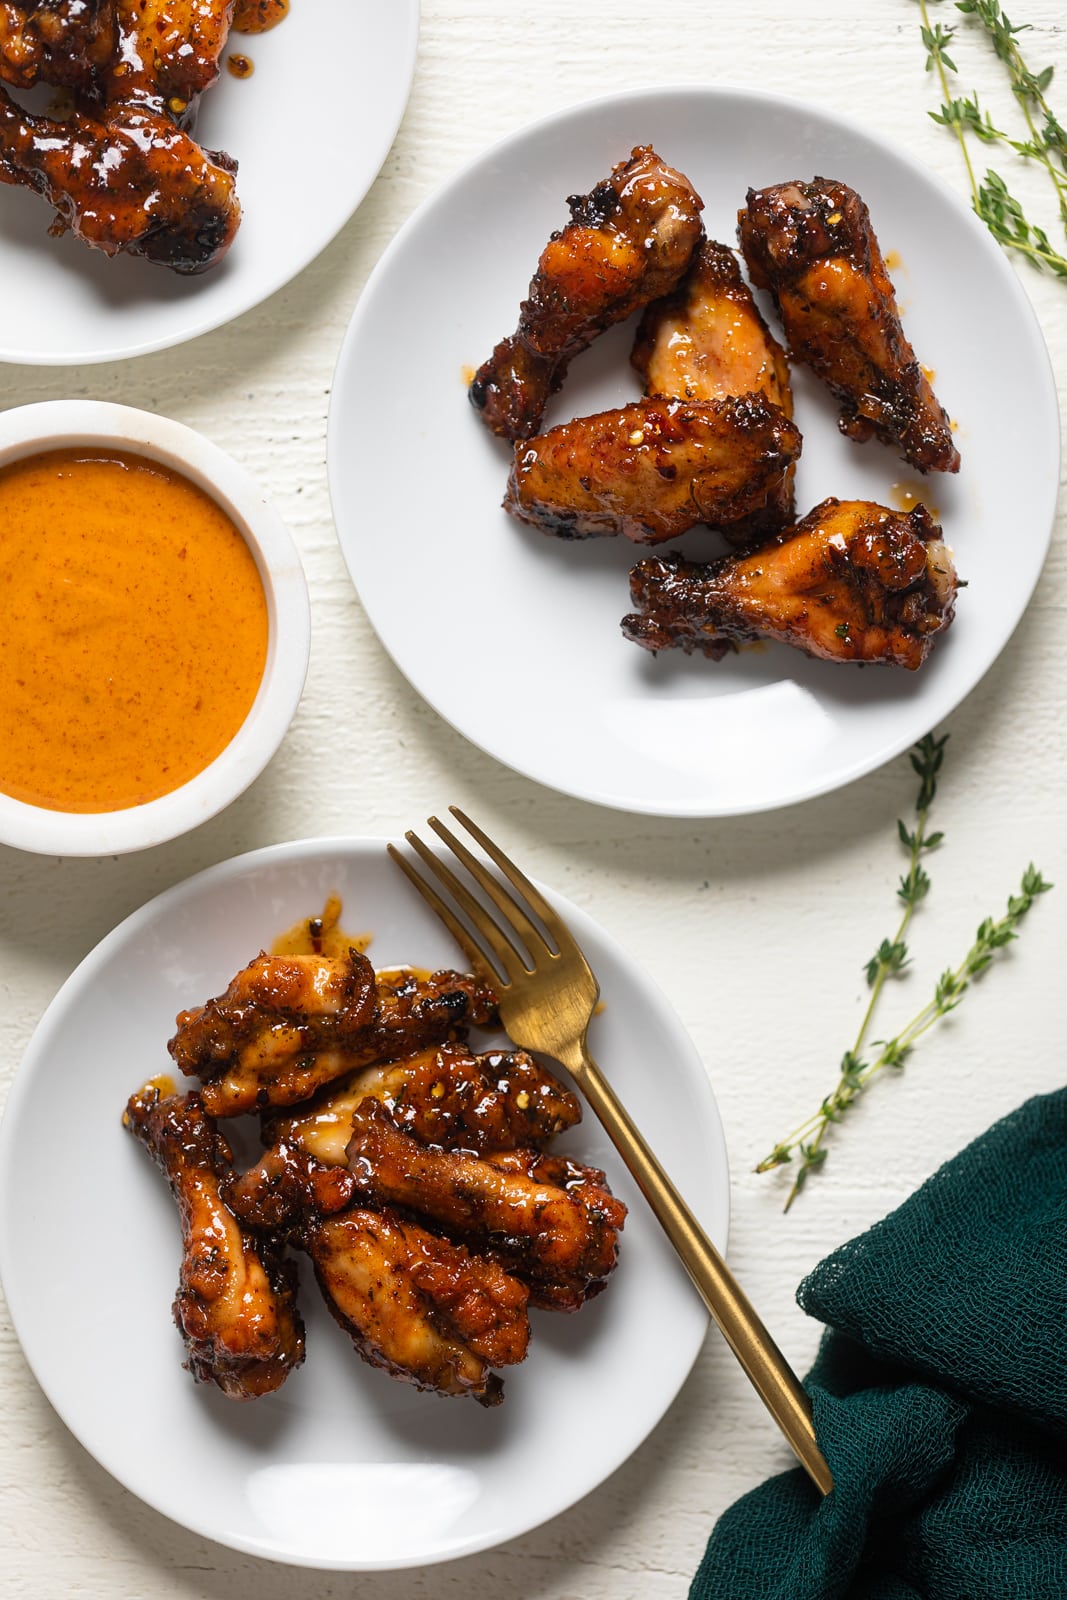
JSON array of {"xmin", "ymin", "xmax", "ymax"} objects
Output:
[{"xmin": 0, "ymin": 400, "xmax": 310, "ymax": 855}]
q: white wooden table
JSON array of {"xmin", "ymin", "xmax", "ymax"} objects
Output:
[{"xmin": 1, "ymin": 4, "xmax": 1064, "ymax": 1595}]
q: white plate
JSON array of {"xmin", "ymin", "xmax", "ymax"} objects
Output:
[
  {"xmin": 328, "ymin": 86, "xmax": 1059, "ymax": 817},
  {"xmin": 0, "ymin": 838, "xmax": 727, "ymax": 1569},
  {"xmin": 0, "ymin": 2, "xmax": 419, "ymax": 364}
]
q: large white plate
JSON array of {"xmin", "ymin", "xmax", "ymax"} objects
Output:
[
  {"xmin": 0, "ymin": 2, "xmax": 419, "ymax": 364},
  {"xmin": 0, "ymin": 838, "xmax": 727, "ymax": 1569},
  {"xmin": 328, "ymin": 86, "xmax": 1060, "ymax": 817}
]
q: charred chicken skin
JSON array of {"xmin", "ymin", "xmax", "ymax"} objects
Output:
[
  {"xmin": 124, "ymin": 1080, "xmax": 305, "ymax": 1399},
  {"xmin": 738, "ymin": 178, "xmax": 959, "ymax": 475},
  {"xmin": 623, "ymin": 498, "xmax": 957, "ymax": 669},
  {"xmin": 505, "ymin": 393, "xmax": 801, "ymax": 544},
  {"xmin": 632, "ymin": 238, "xmax": 797, "ymax": 541},
  {"xmin": 346, "ymin": 1098, "xmax": 625, "ymax": 1309},
  {"xmin": 0, "ymin": 0, "xmax": 243, "ymax": 272},
  {"xmin": 304, "ymin": 1206, "xmax": 530, "ymax": 1407},
  {"xmin": 171, "ymin": 954, "xmax": 497, "ymax": 1118},
  {"xmin": 470, "ymin": 145, "xmax": 705, "ymax": 441}
]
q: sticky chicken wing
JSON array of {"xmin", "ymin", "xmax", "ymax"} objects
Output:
[
  {"xmin": 0, "ymin": 89, "xmax": 241, "ymax": 272},
  {"xmin": 169, "ymin": 949, "xmax": 379, "ymax": 1084},
  {"xmin": 124, "ymin": 1080, "xmax": 304, "ymax": 1399},
  {"xmin": 226, "ymin": 1043, "xmax": 583, "ymax": 1231},
  {"xmin": 470, "ymin": 145, "xmax": 705, "ymax": 440},
  {"xmin": 0, "ymin": 0, "xmax": 244, "ymax": 271},
  {"xmin": 739, "ymin": 178, "xmax": 959, "ymax": 474},
  {"xmin": 505, "ymin": 394, "xmax": 801, "ymax": 544},
  {"xmin": 172, "ymin": 957, "xmax": 498, "ymax": 1118},
  {"xmin": 346, "ymin": 1099, "xmax": 625, "ymax": 1308},
  {"xmin": 632, "ymin": 239, "xmax": 796, "ymax": 541},
  {"xmin": 623, "ymin": 498, "xmax": 958, "ymax": 669},
  {"xmin": 305, "ymin": 1207, "xmax": 530, "ymax": 1406}
]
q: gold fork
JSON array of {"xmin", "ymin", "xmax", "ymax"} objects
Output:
[{"xmin": 389, "ymin": 807, "xmax": 833, "ymax": 1496}]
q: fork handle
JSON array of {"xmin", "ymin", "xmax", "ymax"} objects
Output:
[{"xmin": 560, "ymin": 1040, "xmax": 833, "ymax": 1496}]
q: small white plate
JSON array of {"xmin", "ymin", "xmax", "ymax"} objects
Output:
[
  {"xmin": 328, "ymin": 86, "xmax": 1060, "ymax": 817},
  {"xmin": 0, "ymin": 838, "xmax": 727, "ymax": 1569},
  {"xmin": 0, "ymin": 1, "xmax": 419, "ymax": 364}
]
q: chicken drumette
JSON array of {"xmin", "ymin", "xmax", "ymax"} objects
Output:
[
  {"xmin": 632, "ymin": 238, "xmax": 797, "ymax": 541},
  {"xmin": 738, "ymin": 178, "xmax": 959, "ymax": 475},
  {"xmin": 470, "ymin": 145, "xmax": 705, "ymax": 440},
  {"xmin": 124, "ymin": 1080, "xmax": 305, "ymax": 1399},
  {"xmin": 505, "ymin": 393, "xmax": 801, "ymax": 544},
  {"xmin": 0, "ymin": 0, "xmax": 242, "ymax": 271},
  {"xmin": 623, "ymin": 498, "xmax": 958, "ymax": 669}
]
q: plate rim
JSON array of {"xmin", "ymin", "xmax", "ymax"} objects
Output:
[
  {"xmin": 327, "ymin": 81, "xmax": 1061, "ymax": 819},
  {"xmin": 0, "ymin": 833, "xmax": 728, "ymax": 1570},
  {"xmin": 0, "ymin": 0, "xmax": 421, "ymax": 367}
]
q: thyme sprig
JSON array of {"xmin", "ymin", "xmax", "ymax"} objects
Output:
[
  {"xmin": 916, "ymin": 0, "xmax": 1067, "ymax": 277},
  {"xmin": 756, "ymin": 734, "xmax": 1051, "ymax": 1210}
]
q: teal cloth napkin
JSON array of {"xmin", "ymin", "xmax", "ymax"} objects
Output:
[{"xmin": 691, "ymin": 1088, "xmax": 1067, "ymax": 1600}]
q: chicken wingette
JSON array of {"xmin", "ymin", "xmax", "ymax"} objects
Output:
[
  {"xmin": 623, "ymin": 498, "xmax": 958, "ymax": 669},
  {"xmin": 632, "ymin": 238, "xmax": 796, "ymax": 541},
  {"xmin": 505, "ymin": 394, "xmax": 801, "ymax": 544}
]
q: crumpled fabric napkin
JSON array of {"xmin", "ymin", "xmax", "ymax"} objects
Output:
[{"xmin": 691, "ymin": 1088, "xmax": 1067, "ymax": 1600}]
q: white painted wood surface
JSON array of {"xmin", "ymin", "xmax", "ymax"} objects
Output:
[{"xmin": 1, "ymin": 3, "xmax": 1064, "ymax": 1594}]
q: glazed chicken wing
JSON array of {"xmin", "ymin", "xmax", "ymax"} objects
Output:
[
  {"xmin": 227, "ymin": 1042, "xmax": 582, "ymax": 1231},
  {"xmin": 346, "ymin": 1099, "xmax": 625, "ymax": 1308},
  {"xmin": 0, "ymin": 87, "xmax": 240, "ymax": 272},
  {"xmin": 170, "ymin": 949, "xmax": 379, "ymax": 1084},
  {"xmin": 739, "ymin": 178, "xmax": 959, "ymax": 474},
  {"xmin": 124, "ymin": 1081, "xmax": 304, "ymax": 1398},
  {"xmin": 172, "ymin": 956, "xmax": 498, "ymax": 1117},
  {"xmin": 505, "ymin": 394, "xmax": 801, "ymax": 544},
  {"xmin": 623, "ymin": 498, "xmax": 957, "ymax": 670},
  {"xmin": 470, "ymin": 145, "xmax": 705, "ymax": 440},
  {"xmin": 632, "ymin": 239, "xmax": 796, "ymax": 541},
  {"xmin": 305, "ymin": 1206, "xmax": 530, "ymax": 1406},
  {"xmin": 270, "ymin": 1042, "xmax": 581, "ymax": 1160}
]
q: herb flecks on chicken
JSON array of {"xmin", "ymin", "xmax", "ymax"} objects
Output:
[
  {"xmin": 623, "ymin": 498, "xmax": 958, "ymax": 670},
  {"xmin": 124, "ymin": 1080, "xmax": 305, "ymax": 1399},
  {"xmin": 632, "ymin": 238, "xmax": 797, "ymax": 542},
  {"xmin": 739, "ymin": 178, "xmax": 959, "ymax": 475},
  {"xmin": 505, "ymin": 394, "xmax": 801, "ymax": 545},
  {"xmin": 470, "ymin": 145, "xmax": 705, "ymax": 441}
]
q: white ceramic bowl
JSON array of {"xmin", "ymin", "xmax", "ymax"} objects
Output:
[{"xmin": 0, "ymin": 401, "xmax": 310, "ymax": 856}]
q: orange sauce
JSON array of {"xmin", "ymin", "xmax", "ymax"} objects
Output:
[
  {"xmin": 884, "ymin": 249, "xmax": 903, "ymax": 271},
  {"xmin": 271, "ymin": 896, "xmax": 373, "ymax": 958},
  {"xmin": 0, "ymin": 449, "xmax": 268, "ymax": 814},
  {"xmin": 227, "ymin": 53, "xmax": 254, "ymax": 78}
]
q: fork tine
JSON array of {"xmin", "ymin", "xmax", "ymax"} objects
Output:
[
  {"xmin": 402, "ymin": 827, "xmax": 528, "ymax": 985},
  {"xmin": 386, "ymin": 844, "xmax": 500, "ymax": 988},
  {"xmin": 427, "ymin": 814, "xmax": 554, "ymax": 963},
  {"xmin": 449, "ymin": 806, "xmax": 577, "ymax": 956}
]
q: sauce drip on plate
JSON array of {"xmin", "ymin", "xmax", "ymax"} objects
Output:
[{"xmin": 0, "ymin": 448, "xmax": 268, "ymax": 813}]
